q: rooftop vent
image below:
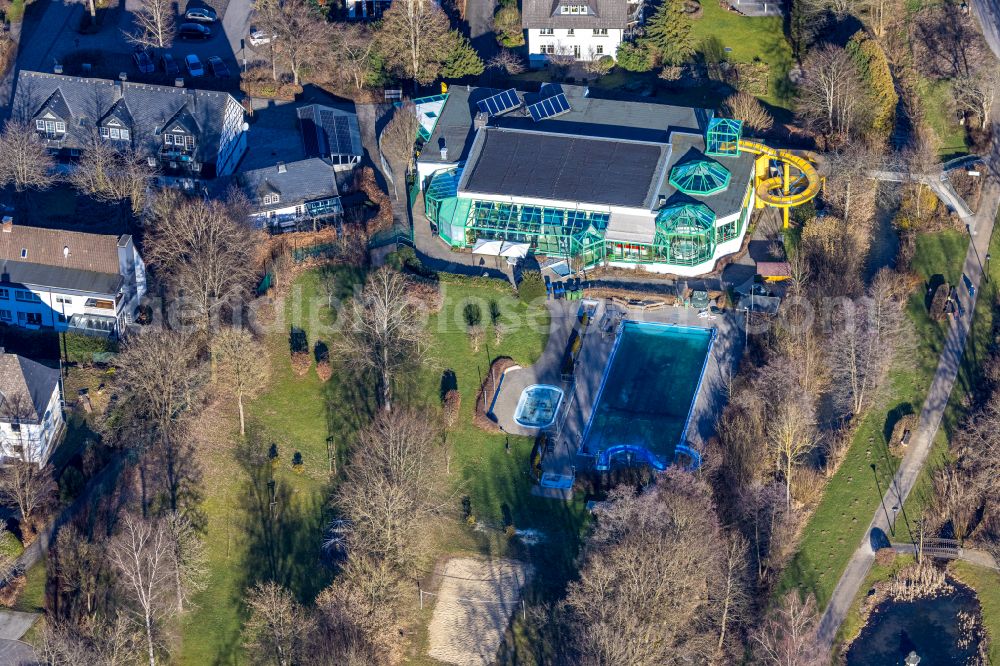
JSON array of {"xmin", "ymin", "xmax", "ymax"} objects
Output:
[
  {"xmin": 1, "ymin": 217, "xmax": 11, "ymax": 232},
  {"xmin": 175, "ymin": 78, "xmax": 184, "ymax": 88},
  {"xmin": 63, "ymin": 246, "xmax": 70, "ymax": 259},
  {"xmin": 119, "ymin": 72, "xmax": 127, "ymax": 82},
  {"xmin": 82, "ymin": 63, "xmax": 92, "ymax": 74},
  {"xmin": 277, "ymin": 162, "xmax": 286, "ymax": 174},
  {"xmin": 440, "ymin": 146, "xmax": 448, "ymax": 160},
  {"xmin": 53, "ymin": 64, "xmax": 63, "ymax": 74}
]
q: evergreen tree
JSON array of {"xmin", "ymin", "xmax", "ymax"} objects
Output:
[
  {"xmin": 441, "ymin": 32, "xmax": 485, "ymax": 78},
  {"xmin": 616, "ymin": 42, "xmax": 653, "ymax": 72},
  {"xmin": 641, "ymin": 0, "xmax": 694, "ymax": 66}
]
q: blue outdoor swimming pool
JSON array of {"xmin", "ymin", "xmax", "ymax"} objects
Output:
[{"xmin": 582, "ymin": 321, "xmax": 715, "ymax": 471}]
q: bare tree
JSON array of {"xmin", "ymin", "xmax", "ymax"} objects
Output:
[
  {"xmin": 0, "ymin": 393, "xmax": 55, "ymax": 534},
  {"xmin": 212, "ymin": 327, "xmax": 269, "ymax": 437},
  {"xmin": 69, "ymin": 136, "xmax": 155, "ymax": 216},
  {"xmin": 379, "ymin": 106, "xmax": 421, "ymax": 180},
  {"xmin": 954, "ymin": 69, "xmax": 1000, "ymax": 130},
  {"xmin": 256, "ymin": 0, "xmax": 327, "ymax": 86},
  {"xmin": 829, "ymin": 268, "xmax": 911, "ymax": 419},
  {"xmin": 560, "ymin": 472, "xmax": 726, "ymax": 665},
  {"xmin": 54, "ymin": 525, "xmax": 107, "ymax": 622},
  {"xmin": 724, "ymin": 92, "xmax": 774, "ymax": 134},
  {"xmin": 378, "ymin": 0, "xmax": 454, "ymax": 84},
  {"xmin": 127, "ymin": 0, "xmax": 174, "ymax": 49},
  {"xmin": 714, "ymin": 533, "xmax": 750, "ymax": 655},
  {"xmin": 315, "ymin": 553, "xmax": 406, "ymax": 664},
  {"xmin": 333, "ymin": 409, "xmax": 443, "ymax": 568},
  {"xmin": 39, "ymin": 613, "xmax": 144, "ymax": 666},
  {"xmin": 242, "ymin": 581, "xmax": 316, "ymax": 666},
  {"xmin": 0, "ymin": 119, "xmax": 55, "ymax": 192},
  {"xmin": 163, "ymin": 512, "xmax": 207, "ymax": 613},
  {"xmin": 796, "ymin": 44, "xmax": 867, "ymax": 141},
  {"xmin": 108, "ymin": 513, "xmax": 176, "ymax": 666},
  {"xmin": 752, "ymin": 590, "xmax": 825, "ymax": 666},
  {"xmin": 113, "ymin": 330, "xmax": 201, "ymax": 449},
  {"xmin": 144, "ymin": 193, "xmax": 259, "ymax": 332},
  {"xmin": 332, "ymin": 268, "xmax": 428, "ymax": 411},
  {"xmin": 487, "ymin": 50, "xmax": 526, "ymax": 76},
  {"xmin": 334, "ymin": 23, "xmax": 380, "ymax": 90}
]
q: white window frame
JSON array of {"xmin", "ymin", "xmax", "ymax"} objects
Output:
[
  {"xmin": 100, "ymin": 127, "xmax": 110, "ymax": 138},
  {"xmin": 121, "ymin": 128, "xmax": 130, "ymax": 140},
  {"xmin": 593, "ymin": 28, "xmax": 608, "ymax": 35},
  {"xmin": 164, "ymin": 133, "xmax": 174, "ymax": 145},
  {"xmin": 110, "ymin": 127, "xmax": 120, "ymax": 140},
  {"xmin": 595, "ymin": 45, "xmax": 604, "ymax": 54},
  {"xmin": 55, "ymin": 121, "xmax": 65, "ymax": 133},
  {"xmin": 566, "ymin": 28, "xmax": 575, "ymax": 36},
  {"xmin": 35, "ymin": 120, "xmax": 44, "ymax": 130},
  {"xmin": 263, "ymin": 193, "xmax": 280, "ymax": 205},
  {"xmin": 539, "ymin": 27, "xmax": 553, "ymax": 35}
]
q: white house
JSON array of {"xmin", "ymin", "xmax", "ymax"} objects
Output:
[
  {"xmin": 0, "ymin": 219, "xmax": 147, "ymax": 337},
  {"xmin": 13, "ymin": 71, "xmax": 248, "ymax": 178},
  {"xmin": 0, "ymin": 349, "xmax": 63, "ymax": 466},
  {"xmin": 523, "ymin": 0, "xmax": 642, "ymax": 64}
]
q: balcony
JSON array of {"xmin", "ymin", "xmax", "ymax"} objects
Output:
[{"xmin": 66, "ymin": 313, "xmax": 117, "ymax": 338}]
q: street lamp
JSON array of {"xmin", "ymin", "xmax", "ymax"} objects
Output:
[
  {"xmin": 987, "ymin": 253, "xmax": 992, "ymax": 282},
  {"xmin": 891, "ymin": 504, "xmax": 899, "ymax": 537}
]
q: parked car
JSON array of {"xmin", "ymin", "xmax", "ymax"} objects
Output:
[
  {"xmin": 207, "ymin": 56, "xmax": 229, "ymax": 78},
  {"xmin": 132, "ymin": 48, "xmax": 154, "ymax": 74},
  {"xmin": 184, "ymin": 6, "xmax": 218, "ymax": 22},
  {"xmin": 185, "ymin": 54, "xmax": 205, "ymax": 77},
  {"xmin": 160, "ymin": 53, "xmax": 179, "ymax": 76},
  {"xmin": 178, "ymin": 22, "xmax": 212, "ymax": 40},
  {"xmin": 248, "ymin": 26, "xmax": 275, "ymax": 46}
]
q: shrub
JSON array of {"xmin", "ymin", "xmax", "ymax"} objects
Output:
[
  {"xmin": 463, "ymin": 302, "xmax": 483, "ymax": 327},
  {"xmin": 586, "ymin": 55, "xmax": 615, "ymax": 76},
  {"xmin": 468, "ymin": 324, "xmax": 484, "ymax": 352},
  {"xmin": 292, "ymin": 451, "xmax": 304, "ymax": 473},
  {"xmin": 616, "ymin": 42, "xmax": 653, "ymax": 72},
  {"xmin": 847, "ymin": 31, "xmax": 897, "ymax": 141},
  {"xmin": 443, "ymin": 389, "xmax": 461, "ymax": 428},
  {"xmin": 518, "ymin": 270, "xmax": 546, "ymax": 303}
]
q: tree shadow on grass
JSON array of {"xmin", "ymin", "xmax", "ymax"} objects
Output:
[{"xmin": 234, "ymin": 435, "xmax": 333, "ymax": 606}]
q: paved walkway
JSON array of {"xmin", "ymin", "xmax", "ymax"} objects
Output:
[
  {"xmin": 815, "ymin": 159, "xmax": 1000, "ymax": 653},
  {"xmin": 0, "ymin": 611, "xmax": 38, "ymax": 641},
  {"xmin": 0, "ymin": 638, "xmax": 35, "ymax": 665},
  {"xmin": 870, "ymin": 170, "xmax": 975, "ymax": 225}
]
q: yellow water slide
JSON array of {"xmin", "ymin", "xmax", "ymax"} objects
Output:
[{"xmin": 738, "ymin": 139, "xmax": 822, "ymax": 227}]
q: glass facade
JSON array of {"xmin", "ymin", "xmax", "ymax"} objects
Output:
[
  {"xmin": 706, "ymin": 118, "xmax": 743, "ymax": 157},
  {"xmin": 423, "ymin": 164, "xmax": 752, "ymax": 271}
]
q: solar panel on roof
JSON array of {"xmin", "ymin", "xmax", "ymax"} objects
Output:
[
  {"xmin": 527, "ymin": 93, "xmax": 570, "ymax": 122},
  {"xmin": 476, "ymin": 89, "xmax": 521, "ymax": 116}
]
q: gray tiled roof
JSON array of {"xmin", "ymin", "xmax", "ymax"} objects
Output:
[
  {"xmin": 13, "ymin": 71, "xmax": 237, "ymax": 166},
  {"xmin": 0, "ymin": 351, "xmax": 59, "ymax": 425},
  {"xmin": 1, "ymin": 260, "xmax": 123, "ymax": 294},
  {"xmin": 239, "ymin": 158, "xmax": 340, "ymax": 212},
  {"xmin": 524, "ymin": 0, "xmax": 629, "ymax": 28},
  {"xmin": 421, "ymin": 84, "xmax": 708, "ymax": 167},
  {"xmin": 459, "ymin": 127, "xmax": 671, "ymax": 209},
  {"xmin": 657, "ymin": 134, "xmax": 755, "ymax": 219}
]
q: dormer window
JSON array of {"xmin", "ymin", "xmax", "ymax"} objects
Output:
[
  {"xmin": 560, "ymin": 4, "xmax": 588, "ymax": 12},
  {"xmin": 164, "ymin": 133, "xmax": 194, "ymax": 149},
  {"xmin": 263, "ymin": 193, "xmax": 280, "ymax": 205},
  {"xmin": 101, "ymin": 126, "xmax": 131, "ymax": 141},
  {"xmin": 35, "ymin": 119, "xmax": 65, "ymax": 136}
]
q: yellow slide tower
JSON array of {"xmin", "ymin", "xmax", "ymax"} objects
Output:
[{"xmin": 738, "ymin": 140, "xmax": 822, "ymax": 229}]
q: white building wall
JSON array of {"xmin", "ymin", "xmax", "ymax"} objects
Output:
[
  {"xmin": 527, "ymin": 28, "xmax": 624, "ymax": 63},
  {"xmin": 0, "ymin": 384, "xmax": 63, "ymax": 465},
  {"xmin": 216, "ymin": 97, "xmax": 248, "ymax": 177}
]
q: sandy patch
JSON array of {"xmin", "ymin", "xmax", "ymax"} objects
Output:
[{"xmin": 426, "ymin": 557, "xmax": 531, "ymax": 666}]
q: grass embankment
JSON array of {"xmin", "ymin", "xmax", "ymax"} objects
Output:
[
  {"xmin": 950, "ymin": 561, "xmax": 1000, "ymax": 664},
  {"xmin": 178, "ymin": 267, "xmax": 585, "ymax": 664},
  {"xmin": 779, "ymin": 230, "xmax": 967, "ymax": 607}
]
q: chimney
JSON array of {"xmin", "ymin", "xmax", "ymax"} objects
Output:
[
  {"xmin": 277, "ymin": 162, "xmax": 287, "ymax": 174},
  {"xmin": 53, "ymin": 64, "xmax": 63, "ymax": 74},
  {"xmin": 440, "ymin": 144, "xmax": 448, "ymax": 160},
  {"xmin": 1, "ymin": 216, "xmax": 12, "ymax": 232},
  {"xmin": 63, "ymin": 245, "xmax": 70, "ymax": 259},
  {"xmin": 657, "ymin": 194, "xmax": 666, "ymax": 207},
  {"xmin": 474, "ymin": 112, "xmax": 488, "ymax": 131},
  {"xmin": 175, "ymin": 77, "xmax": 185, "ymax": 88},
  {"xmin": 114, "ymin": 79, "xmax": 124, "ymax": 100},
  {"xmin": 119, "ymin": 72, "xmax": 127, "ymax": 82}
]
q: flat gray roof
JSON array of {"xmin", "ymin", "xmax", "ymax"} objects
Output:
[
  {"xmin": 657, "ymin": 134, "xmax": 756, "ymax": 218},
  {"xmin": 459, "ymin": 128, "xmax": 670, "ymax": 209},
  {"xmin": 421, "ymin": 84, "xmax": 709, "ymax": 167}
]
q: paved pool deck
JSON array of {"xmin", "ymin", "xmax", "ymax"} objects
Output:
[{"xmin": 491, "ymin": 297, "xmax": 743, "ymax": 490}]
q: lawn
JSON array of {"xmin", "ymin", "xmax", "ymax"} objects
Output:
[
  {"xmin": 689, "ymin": 0, "xmax": 795, "ymax": 109},
  {"xmin": 779, "ymin": 229, "xmax": 968, "ymax": 607},
  {"xmin": 918, "ymin": 77, "xmax": 970, "ymax": 159},
  {"xmin": 177, "ymin": 265, "xmax": 586, "ymax": 664}
]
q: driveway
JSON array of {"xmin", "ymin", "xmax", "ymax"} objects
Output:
[{"xmin": 464, "ymin": 0, "xmax": 499, "ymax": 62}]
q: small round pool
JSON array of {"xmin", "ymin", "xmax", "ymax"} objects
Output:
[{"xmin": 514, "ymin": 385, "xmax": 564, "ymax": 429}]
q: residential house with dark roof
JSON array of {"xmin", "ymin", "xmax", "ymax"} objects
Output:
[
  {"xmin": 418, "ymin": 84, "xmax": 757, "ymax": 276},
  {"xmin": 237, "ymin": 103, "xmax": 362, "ymax": 231},
  {"xmin": 0, "ymin": 218, "xmax": 147, "ymax": 336},
  {"xmin": 0, "ymin": 349, "xmax": 63, "ymax": 465},
  {"xmin": 13, "ymin": 71, "xmax": 248, "ymax": 178},
  {"xmin": 523, "ymin": 0, "xmax": 643, "ymax": 63}
]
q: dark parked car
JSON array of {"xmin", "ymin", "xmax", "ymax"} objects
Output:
[
  {"xmin": 132, "ymin": 48, "xmax": 154, "ymax": 74},
  {"xmin": 184, "ymin": 6, "xmax": 218, "ymax": 22},
  {"xmin": 207, "ymin": 56, "xmax": 230, "ymax": 78},
  {"xmin": 160, "ymin": 53, "xmax": 179, "ymax": 76},
  {"xmin": 178, "ymin": 22, "xmax": 212, "ymax": 40}
]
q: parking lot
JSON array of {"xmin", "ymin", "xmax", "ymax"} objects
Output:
[{"xmin": 12, "ymin": 0, "xmax": 265, "ymax": 93}]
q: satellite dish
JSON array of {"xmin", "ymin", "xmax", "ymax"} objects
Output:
[{"xmin": 242, "ymin": 122, "xmax": 250, "ymax": 131}]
